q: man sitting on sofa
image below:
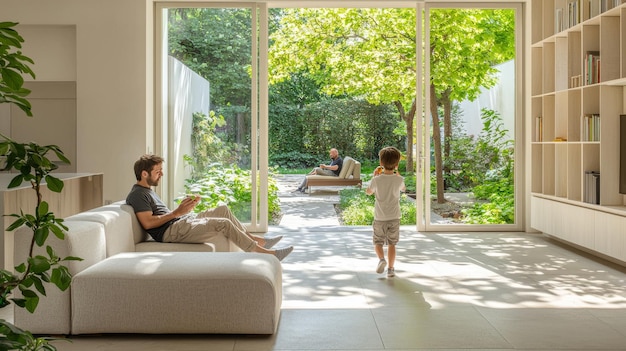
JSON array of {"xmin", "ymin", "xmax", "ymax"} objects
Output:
[
  {"xmin": 126, "ymin": 154, "xmax": 293, "ymax": 261},
  {"xmin": 295, "ymin": 148, "xmax": 343, "ymax": 193}
]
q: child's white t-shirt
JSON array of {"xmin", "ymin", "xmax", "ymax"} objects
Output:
[{"xmin": 367, "ymin": 174, "xmax": 405, "ymax": 221}]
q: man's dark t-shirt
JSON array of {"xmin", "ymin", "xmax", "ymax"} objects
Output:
[
  {"xmin": 126, "ymin": 184, "xmax": 177, "ymax": 242},
  {"xmin": 331, "ymin": 157, "xmax": 343, "ymax": 176}
]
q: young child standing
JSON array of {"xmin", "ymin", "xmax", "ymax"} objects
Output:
[{"xmin": 366, "ymin": 146, "xmax": 406, "ymax": 278}]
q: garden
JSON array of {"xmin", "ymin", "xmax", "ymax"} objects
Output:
[{"xmin": 167, "ymin": 7, "xmax": 516, "ymax": 226}]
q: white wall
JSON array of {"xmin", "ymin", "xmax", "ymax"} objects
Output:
[
  {"xmin": 458, "ymin": 60, "xmax": 515, "ymax": 140},
  {"xmin": 168, "ymin": 56, "xmax": 211, "ymax": 201},
  {"xmin": 1, "ymin": 0, "xmax": 152, "ymax": 203},
  {"xmin": 18, "ymin": 25, "xmax": 76, "ymax": 82}
]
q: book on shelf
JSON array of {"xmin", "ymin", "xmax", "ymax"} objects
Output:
[
  {"xmin": 590, "ymin": 0, "xmax": 601, "ymax": 17},
  {"xmin": 555, "ymin": 0, "xmax": 582, "ymax": 28},
  {"xmin": 589, "ymin": 0, "xmax": 623, "ymax": 19},
  {"xmin": 570, "ymin": 74, "xmax": 582, "ymax": 88},
  {"xmin": 584, "ymin": 171, "xmax": 600, "ymax": 205},
  {"xmin": 584, "ymin": 51, "xmax": 601, "ymax": 85},
  {"xmin": 535, "ymin": 116, "xmax": 543, "ymax": 142},
  {"xmin": 565, "ymin": 0, "xmax": 582, "ymax": 29},
  {"xmin": 600, "ymin": 0, "xmax": 625, "ymax": 13},
  {"xmin": 582, "ymin": 114, "xmax": 601, "ymax": 141},
  {"xmin": 555, "ymin": 8, "xmax": 564, "ymax": 33}
]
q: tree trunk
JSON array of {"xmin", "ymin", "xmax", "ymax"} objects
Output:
[
  {"xmin": 443, "ymin": 93, "xmax": 452, "ymax": 189},
  {"xmin": 236, "ymin": 112, "xmax": 245, "ymax": 144},
  {"xmin": 430, "ymin": 83, "xmax": 445, "ymax": 204},
  {"xmin": 394, "ymin": 100, "xmax": 417, "ymax": 175}
]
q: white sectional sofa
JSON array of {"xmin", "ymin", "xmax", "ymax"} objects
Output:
[{"xmin": 13, "ymin": 202, "xmax": 282, "ymax": 335}]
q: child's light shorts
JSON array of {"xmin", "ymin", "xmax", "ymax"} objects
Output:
[{"xmin": 372, "ymin": 219, "xmax": 400, "ymax": 246}]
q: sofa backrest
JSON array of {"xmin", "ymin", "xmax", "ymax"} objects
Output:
[
  {"xmin": 13, "ymin": 220, "xmax": 106, "ymax": 334},
  {"xmin": 338, "ymin": 156, "xmax": 354, "ymax": 179},
  {"xmin": 351, "ymin": 160, "xmax": 361, "ymax": 179},
  {"xmin": 65, "ymin": 201, "xmax": 148, "ymax": 257}
]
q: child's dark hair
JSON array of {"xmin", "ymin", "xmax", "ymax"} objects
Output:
[{"xmin": 379, "ymin": 146, "xmax": 402, "ymax": 170}]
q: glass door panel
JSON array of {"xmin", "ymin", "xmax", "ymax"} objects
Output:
[
  {"xmin": 423, "ymin": 3, "xmax": 523, "ymax": 231},
  {"xmin": 156, "ymin": 4, "xmax": 268, "ymax": 230}
]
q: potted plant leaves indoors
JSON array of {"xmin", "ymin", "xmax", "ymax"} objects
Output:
[{"xmin": 0, "ymin": 21, "xmax": 81, "ymax": 351}]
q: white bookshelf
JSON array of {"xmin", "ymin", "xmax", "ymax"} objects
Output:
[{"xmin": 531, "ymin": 0, "xmax": 626, "ymax": 264}]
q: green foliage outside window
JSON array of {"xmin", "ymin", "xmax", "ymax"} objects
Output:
[
  {"xmin": 186, "ymin": 111, "xmax": 247, "ymax": 175},
  {"xmin": 461, "ymin": 109, "xmax": 514, "ymax": 224},
  {"xmin": 337, "ymin": 188, "xmax": 416, "ymax": 226},
  {"xmin": 182, "ymin": 165, "xmax": 281, "ymax": 225}
]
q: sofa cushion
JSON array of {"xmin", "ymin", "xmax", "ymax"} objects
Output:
[
  {"xmin": 135, "ymin": 241, "xmax": 217, "ymax": 252},
  {"xmin": 343, "ymin": 157, "xmax": 356, "ymax": 179},
  {"xmin": 13, "ymin": 221, "xmax": 106, "ymax": 335},
  {"xmin": 337, "ymin": 156, "xmax": 355, "ymax": 179},
  {"xmin": 65, "ymin": 201, "xmax": 143, "ymax": 256},
  {"xmin": 118, "ymin": 202, "xmax": 151, "ymax": 245},
  {"xmin": 71, "ymin": 252, "xmax": 282, "ymax": 334}
]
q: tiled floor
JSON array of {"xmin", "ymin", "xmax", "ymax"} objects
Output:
[{"xmin": 8, "ymin": 177, "xmax": 626, "ymax": 350}]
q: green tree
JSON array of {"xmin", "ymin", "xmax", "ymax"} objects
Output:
[
  {"xmin": 168, "ymin": 8, "xmax": 252, "ymax": 153},
  {"xmin": 268, "ymin": 8, "xmax": 515, "ymax": 203},
  {"xmin": 269, "ymin": 8, "xmax": 418, "ymax": 172},
  {"xmin": 429, "ymin": 8, "xmax": 515, "ymax": 202}
]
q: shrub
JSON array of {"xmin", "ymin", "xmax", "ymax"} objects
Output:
[
  {"xmin": 182, "ymin": 165, "xmax": 281, "ymax": 224},
  {"xmin": 337, "ymin": 188, "xmax": 416, "ymax": 225},
  {"xmin": 270, "ymin": 151, "xmax": 320, "ymax": 169},
  {"xmin": 462, "ymin": 167, "xmax": 514, "ymax": 224}
]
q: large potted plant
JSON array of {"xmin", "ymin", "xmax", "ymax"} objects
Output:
[{"xmin": 0, "ymin": 21, "xmax": 80, "ymax": 351}]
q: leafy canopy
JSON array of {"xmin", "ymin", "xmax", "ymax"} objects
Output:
[
  {"xmin": 270, "ymin": 8, "xmax": 417, "ymax": 109},
  {"xmin": 429, "ymin": 8, "xmax": 515, "ymax": 101}
]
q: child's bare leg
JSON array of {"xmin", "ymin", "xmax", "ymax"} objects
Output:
[
  {"xmin": 388, "ymin": 244, "xmax": 396, "ymax": 268},
  {"xmin": 375, "ymin": 244, "xmax": 385, "ymax": 260}
]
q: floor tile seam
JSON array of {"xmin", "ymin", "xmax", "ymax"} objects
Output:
[
  {"xmin": 366, "ymin": 306, "xmax": 387, "ymax": 350},
  {"xmin": 584, "ymin": 308, "xmax": 626, "ymax": 339},
  {"xmin": 472, "ymin": 305, "xmax": 515, "ymax": 349}
]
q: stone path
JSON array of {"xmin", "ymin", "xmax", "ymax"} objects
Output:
[
  {"xmin": 273, "ymin": 174, "xmax": 342, "ymax": 228},
  {"xmin": 274, "ymin": 173, "xmax": 481, "ymax": 225}
]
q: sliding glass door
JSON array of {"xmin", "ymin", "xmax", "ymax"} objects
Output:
[
  {"xmin": 153, "ymin": 1, "xmax": 526, "ymax": 233},
  {"xmin": 155, "ymin": 3, "xmax": 269, "ymax": 231},
  {"xmin": 421, "ymin": 2, "xmax": 524, "ymax": 231}
]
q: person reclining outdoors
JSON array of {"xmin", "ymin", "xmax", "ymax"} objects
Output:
[
  {"xmin": 126, "ymin": 154, "xmax": 293, "ymax": 261},
  {"xmin": 294, "ymin": 148, "xmax": 343, "ymax": 193}
]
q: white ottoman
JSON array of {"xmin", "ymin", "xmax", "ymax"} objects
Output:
[{"xmin": 71, "ymin": 252, "xmax": 282, "ymax": 335}]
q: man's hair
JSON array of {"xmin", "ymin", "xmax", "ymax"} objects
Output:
[
  {"xmin": 379, "ymin": 146, "xmax": 402, "ymax": 170},
  {"xmin": 133, "ymin": 154, "xmax": 164, "ymax": 180}
]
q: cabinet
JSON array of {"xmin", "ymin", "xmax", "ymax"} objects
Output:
[{"xmin": 531, "ymin": 0, "xmax": 626, "ymax": 265}]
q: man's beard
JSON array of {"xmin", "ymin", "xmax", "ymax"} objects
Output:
[{"xmin": 147, "ymin": 176, "xmax": 160, "ymax": 187}]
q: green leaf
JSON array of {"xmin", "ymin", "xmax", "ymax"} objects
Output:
[
  {"xmin": 31, "ymin": 276, "xmax": 46, "ymax": 295},
  {"xmin": 7, "ymin": 174, "xmax": 24, "ymax": 188},
  {"xmin": 52, "ymin": 149, "xmax": 71, "ymax": 165},
  {"xmin": 28, "ymin": 256, "xmax": 51, "ymax": 274},
  {"xmin": 1, "ymin": 68, "xmax": 24, "ymax": 91},
  {"xmin": 45, "ymin": 175, "xmax": 64, "ymax": 193},
  {"xmin": 14, "ymin": 263, "xmax": 26, "ymax": 273},
  {"xmin": 45, "ymin": 245, "xmax": 57, "ymax": 259},
  {"xmin": 0, "ymin": 142, "xmax": 9, "ymax": 156},
  {"xmin": 51, "ymin": 266, "xmax": 72, "ymax": 291},
  {"xmin": 19, "ymin": 288, "xmax": 37, "ymax": 298},
  {"xmin": 24, "ymin": 294, "xmax": 39, "ymax": 313},
  {"xmin": 38, "ymin": 201, "xmax": 49, "ymax": 218},
  {"xmin": 11, "ymin": 298, "xmax": 27, "ymax": 308},
  {"xmin": 33, "ymin": 227, "xmax": 49, "ymax": 246},
  {"xmin": 5, "ymin": 217, "xmax": 26, "ymax": 231},
  {"xmin": 50, "ymin": 223, "xmax": 65, "ymax": 240}
]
